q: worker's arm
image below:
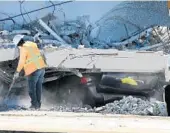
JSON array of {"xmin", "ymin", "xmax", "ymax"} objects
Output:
[{"xmin": 16, "ymin": 47, "xmax": 27, "ymax": 73}]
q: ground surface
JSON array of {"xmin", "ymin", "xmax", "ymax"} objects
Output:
[{"xmin": 0, "ymin": 111, "xmax": 169, "ymax": 133}]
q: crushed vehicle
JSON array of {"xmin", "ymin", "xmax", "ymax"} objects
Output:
[{"xmin": 0, "ymin": 47, "xmax": 169, "ymax": 107}]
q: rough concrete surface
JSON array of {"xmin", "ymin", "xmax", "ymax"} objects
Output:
[{"xmin": 0, "ymin": 111, "xmax": 170, "ymax": 133}]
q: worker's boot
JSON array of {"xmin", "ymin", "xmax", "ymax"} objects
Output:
[
  {"xmin": 35, "ymin": 102, "xmax": 41, "ymax": 109},
  {"xmin": 29, "ymin": 104, "xmax": 36, "ymax": 109},
  {"xmin": 29, "ymin": 100, "xmax": 37, "ymax": 109},
  {"xmin": 28, "ymin": 91, "xmax": 37, "ymax": 109}
]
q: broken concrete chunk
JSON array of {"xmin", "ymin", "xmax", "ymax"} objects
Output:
[
  {"xmin": 81, "ymin": 38, "xmax": 90, "ymax": 48},
  {"xmin": 39, "ymin": 19, "xmax": 67, "ymax": 44},
  {"xmin": 60, "ymin": 26, "xmax": 78, "ymax": 35},
  {"xmin": 0, "ymin": 30, "xmax": 9, "ymax": 35},
  {"xmin": 62, "ymin": 35, "xmax": 72, "ymax": 44},
  {"xmin": 94, "ymin": 106, "xmax": 106, "ymax": 113},
  {"xmin": 10, "ymin": 30, "xmax": 31, "ymax": 35}
]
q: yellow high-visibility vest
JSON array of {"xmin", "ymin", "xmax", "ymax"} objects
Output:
[
  {"xmin": 17, "ymin": 41, "xmax": 46, "ymax": 76},
  {"xmin": 121, "ymin": 77, "xmax": 138, "ymax": 86}
]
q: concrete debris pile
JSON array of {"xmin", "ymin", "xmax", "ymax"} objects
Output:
[
  {"xmin": 125, "ymin": 27, "xmax": 170, "ymax": 53},
  {"xmin": 90, "ymin": 1, "xmax": 170, "ymax": 52},
  {"xmin": 55, "ymin": 15, "xmax": 92, "ymax": 48},
  {"xmin": 38, "ymin": 96, "xmax": 168, "ymax": 116},
  {"xmin": 40, "ymin": 96, "xmax": 168, "ymax": 116},
  {"xmin": 0, "ymin": 23, "xmax": 169, "ymax": 53},
  {"xmin": 0, "ymin": 12, "xmax": 168, "ymax": 52},
  {"xmin": 99, "ymin": 96, "xmax": 168, "ymax": 116},
  {"xmin": 49, "ymin": 96, "xmax": 168, "ymax": 116},
  {"xmin": 0, "ymin": 10, "xmax": 169, "ymax": 53},
  {"xmin": 96, "ymin": 1, "xmax": 170, "ymax": 44},
  {"xmin": 0, "ymin": 14, "xmax": 97, "ymax": 50},
  {"xmin": 103, "ymin": 26, "xmax": 170, "ymax": 53},
  {"xmin": 0, "ymin": 1, "xmax": 170, "ymax": 52}
]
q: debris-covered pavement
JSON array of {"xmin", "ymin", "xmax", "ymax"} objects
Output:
[
  {"xmin": 49, "ymin": 96, "xmax": 168, "ymax": 116},
  {"xmin": 0, "ymin": 96, "xmax": 167, "ymax": 116}
]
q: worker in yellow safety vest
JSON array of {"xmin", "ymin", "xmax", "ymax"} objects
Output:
[{"xmin": 13, "ymin": 34, "xmax": 47, "ymax": 109}]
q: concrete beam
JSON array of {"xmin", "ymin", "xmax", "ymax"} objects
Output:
[{"xmin": 39, "ymin": 19, "xmax": 67, "ymax": 44}]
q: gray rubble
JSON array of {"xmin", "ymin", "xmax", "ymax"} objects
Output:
[
  {"xmin": 0, "ymin": 96, "xmax": 167, "ymax": 116},
  {"xmin": 0, "ymin": 2, "xmax": 170, "ymax": 52},
  {"xmin": 96, "ymin": 1, "xmax": 170, "ymax": 44},
  {"xmin": 100, "ymin": 96, "xmax": 168, "ymax": 116},
  {"xmin": 49, "ymin": 104, "xmax": 94, "ymax": 113},
  {"xmin": 49, "ymin": 96, "xmax": 168, "ymax": 116}
]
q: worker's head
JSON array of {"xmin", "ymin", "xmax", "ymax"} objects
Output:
[{"xmin": 13, "ymin": 34, "xmax": 25, "ymax": 47}]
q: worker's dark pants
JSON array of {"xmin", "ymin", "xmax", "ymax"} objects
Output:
[{"xmin": 27, "ymin": 68, "xmax": 45, "ymax": 108}]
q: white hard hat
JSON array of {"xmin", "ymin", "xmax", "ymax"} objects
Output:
[{"xmin": 13, "ymin": 34, "xmax": 24, "ymax": 46}]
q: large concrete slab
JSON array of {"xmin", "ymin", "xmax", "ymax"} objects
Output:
[
  {"xmin": 1, "ymin": 48, "xmax": 170, "ymax": 81},
  {"xmin": 0, "ymin": 48, "xmax": 15, "ymax": 62},
  {"xmin": 46, "ymin": 48, "xmax": 168, "ymax": 73}
]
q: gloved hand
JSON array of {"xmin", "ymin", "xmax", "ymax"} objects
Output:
[{"xmin": 13, "ymin": 72, "xmax": 19, "ymax": 80}]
